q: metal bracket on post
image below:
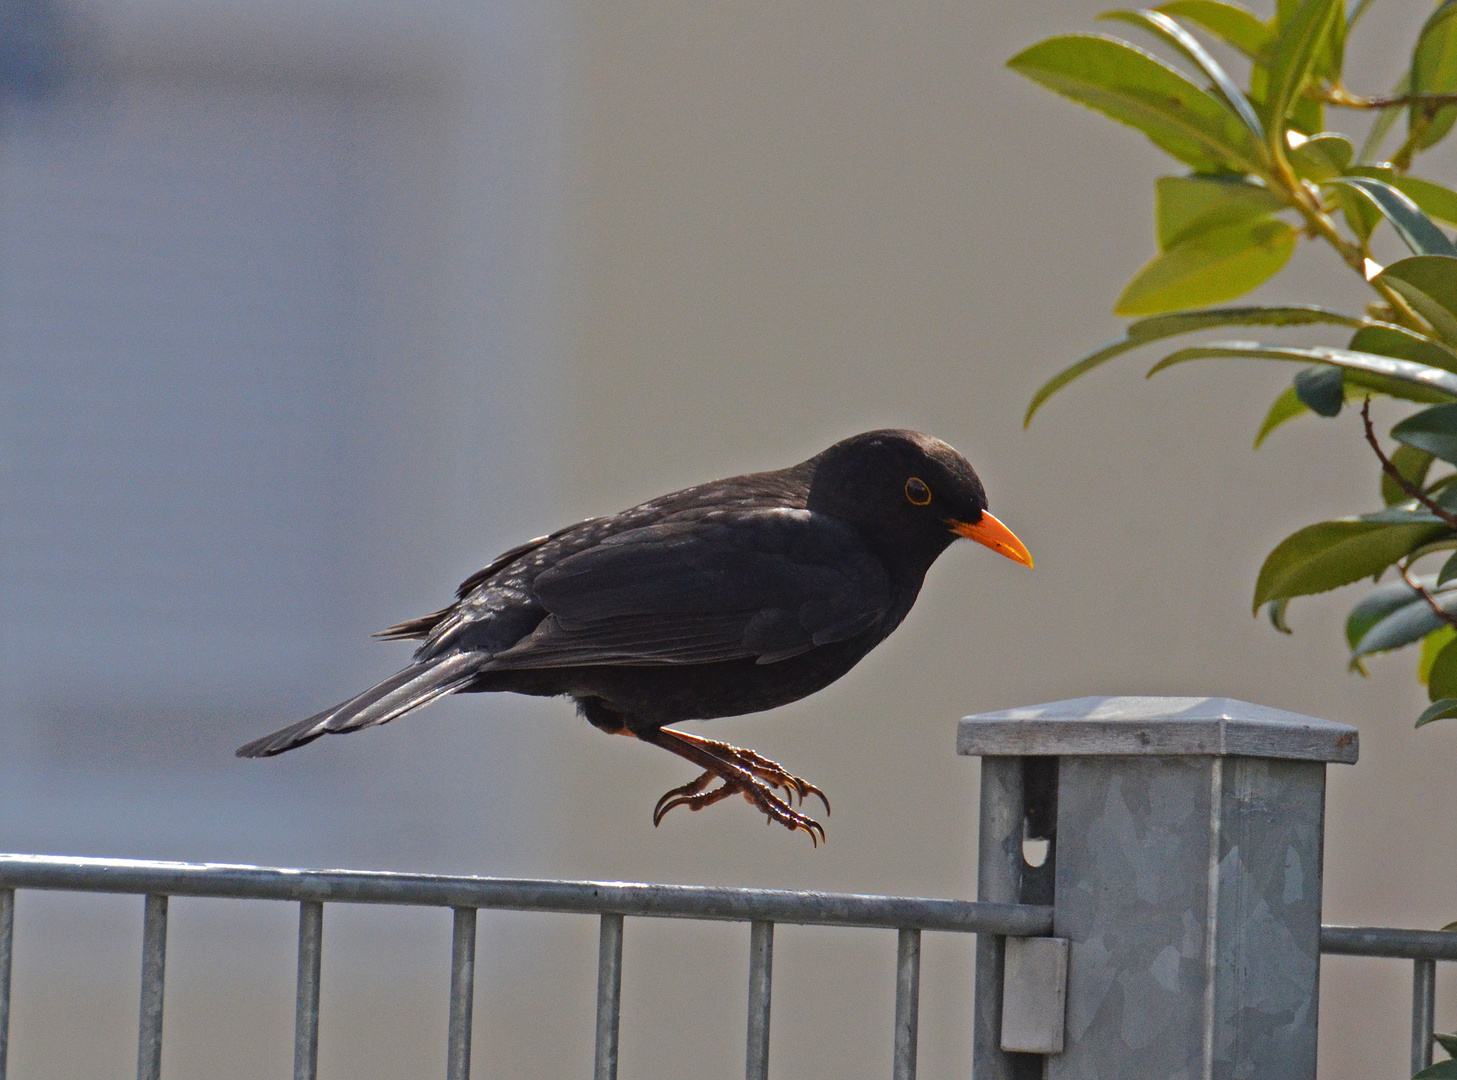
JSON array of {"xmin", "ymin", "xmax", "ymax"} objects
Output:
[{"xmin": 1001, "ymin": 936, "xmax": 1068, "ymax": 1055}]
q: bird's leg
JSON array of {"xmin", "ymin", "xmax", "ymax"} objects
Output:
[
  {"xmin": 638, "ymin": 727, "xmax": 827, "ymax": 845},
  {"xmin": 666, "ymin": 730, "xmax": 831, "ymax": 814}
]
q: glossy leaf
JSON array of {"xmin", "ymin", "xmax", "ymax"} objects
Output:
[
  {"xmin": 1352, "ymin": 584, "xmax": 1457, "ymax": 658},
  {"xmin": 1148, "ymin": 340, "xmax": 1457, "ymax": 400},
  {"xmin": 1286, "ymin": 131, "xmax": 1353, "ymax": 179},
  {"xmin": 1393, "ymin": 177, "xmax": 1457, "ymax": 228},
  {"xmin": 1323, "ymin": 178, "xmax": 1457, "ymax": 257},
  {"xmin": 1420, "ymin": 625, "xmax": 1456, "ymax": 682},
  {"xmin": 1347, "ymin": 324, "xmax": 1457, "ymax": 375},
  {"xmin": 1007, "ymin": 35, "xmax": 1265, "ymax": 173},
  {"xmin": 1428, "ymin": 636, "xmax": 1457, "ymax": 699},
  {"xmin": 1393, "ymin": 404, "xmax": 1457, "ymax": 465},
  {"xmin": 1382, "ymin": 444, "xmax": 1436, "ymax": 506},
  {"xmin": 1155, "ymin": 176, "xmax": 1286, "ymax": 249},
  {"xmin": 1253, "ymin": 518, "xmax": 1447, "ymax": 611},
  {"xmin": 1293, "ymin": 365, "xmax": 1344, "ymax": 415},
  {"xmin": 1410, "ymin": 0, "xmax": 1457, "ymax": 151},
  {"xmin": 1415, "ymin": 698, "xmax": 1457, "ymax": 727},
  {"xmin": 1115, "ymin": 218, "xmax": 1298, "ymax": 315},
  {"xmin": 1254, "ymin": 384, "xmax": 1309, "ymax": 447},
  {"xmin": 1346, "ymin": 577, "xmax": 1429, "ymax": 649},
  {"xmin": 1266, "ymin": 0, "xmax": 1344, "ymax": 141},
  {"xmin": 1376, "ymin": 256, "xmax": 1457, "ymax": 346},
  {"xmin": 1025, "ymin": 305, "xmax": 1369, "ymax": 424},
  {"xmin": 1154, "ymin": 0, "xmax": 1272, "ymax": 58},
  {"xmin": 1098, "ymin": 9, "xmax": 1265, "ymax": 139}
]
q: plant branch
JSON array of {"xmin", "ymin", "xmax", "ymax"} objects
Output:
[
  {"xmin": 1396, "ymin": 560, "xmax": 1457, "ymax": 632},
  {"xmin": 1314, "ymin": 88, "xmax": 1457, "ymax": 110},
  {"xmin": 1362, "ymin": 397, "xmax": 1457, "ymax": 532}
]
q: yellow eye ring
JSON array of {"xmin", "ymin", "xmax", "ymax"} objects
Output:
[{"xmin": 905, "ymin": 477, "xmax": 932, "ymax": 506}]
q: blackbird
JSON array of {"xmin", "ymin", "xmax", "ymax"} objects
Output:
[{"xmin": 237, "ymin": 429, "xmax": 1031, "ymax": 843}]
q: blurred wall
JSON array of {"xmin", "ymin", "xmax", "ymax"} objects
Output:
[{"xmin": 3, "ymin": 0, "xmax": 1456, "ymax": 1077}]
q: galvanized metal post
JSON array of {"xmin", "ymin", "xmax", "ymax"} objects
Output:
[
  {"xmin": 0, "ymin": 888, "xmax": 13, "ymax": 1080},
  {"xmin": 447, "ymin": 907, "xmax": 476, "ymax": 1080},
  {"xmin": 1413, "ymin": 958, "xmax": 1437, "ymax": 1075},
  {"xmin": 136, "ymin": 894, "xmax": 168, "ymax": 1080},
  {"xmin": 594, "ymin": 913, "xmax": 624, "ymax": 1080},
  {"xmin": 893, "ymin": 926, "xmax": 921, "ymax": 1080},
  {"xmin": 746, "ymin": 920, "xmax": 773, "ymax": 1080},
  {"xmin": 294, "ymin": 900, "xmax": 323, "ymax": 1080},
  {"xmin": 960, "ymin": 696, "xmax": 1358, "ymax": 1080}
]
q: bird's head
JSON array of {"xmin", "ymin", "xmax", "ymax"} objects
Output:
[{"xmin": 805, "ymin": 429, "xmax": 1033, "ymax": 570}]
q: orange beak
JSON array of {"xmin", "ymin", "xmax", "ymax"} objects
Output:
[{"xmin": 950, "ymin": 511, "xmax": 1033, "ymax": 568}]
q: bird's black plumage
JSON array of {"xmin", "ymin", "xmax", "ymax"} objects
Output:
[{"xmin": 237, "ymin": 429, "xmax": 1031, "ymax": 841}]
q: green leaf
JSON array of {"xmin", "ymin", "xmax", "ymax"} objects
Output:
[
  {"xmin": 1025, "ymin": 305, "xmax": 1372, "ymax": 424},
  {"xmin": 1323, "ymin": 178, "xmax": 1457, "ymax": 257},
  {"xmin": 1416, "ymin": 1054, "xmax": 1457, "ymax": 1078},
  {"xmin": 1410, "ymin": 0, "xmax": 1457, "ymax": 152},
  {"xmin": 1254, "ymin": 518, "xmax": 1447, "ymax": 611},
  {"xmin": 1348, "ymin": 324, "xmax": 1457, "ymax": 375},
  {"xmin": 1416, "ymin": 698, "xmax": 1457, "ymax": 727},
  {"xmin": 1254, "ymin": 384, "xmax": 1310, "ymax": 447},
  {"xmin": 1148, "ymin": 340, "xmax": 1457, "ymax": 400},
  {"xmin": 1433, "ymin": 1031, "xmax": 1457, "ymax": 1059},
  {"xmin": 1266, "ymin": 0, "xmax": 1344, "ymax": 143},
  {"xmin": 1292, "ymin": 365, "xmax": 1344, "ymax": 415},
  {"xmin": 1428, "ymin": 635, "xmax": 1457, "ymax": 699},
  {"xmin": 1267, "ymin": 597, "xmax": 1293, "ymax": 632},
  {"xmin": 1098, "ymin": 9, "xmax": 1266, "ymax": 139},
  {"xmin": 1346, "ymin": 577, "xmax": 1429, "ymax": 649},
  {"xmin": 1420, "ymin": 625, "xmax": 1456, "ymax": 683},
  {"xmin": 1007, "ymin": 35, "xmax": 1266, "ymax": 174},
  {"xmin": 1394, "ymin": 404, "xmax": 1457, "ymax": 465},
  {"xmin": 1115, "ymin": 218, "xmax": 1298, "ymax": 315},
  {"xmin": 1286, "ymin": 131, "xmax": 1353, "ymax": 180},
  {"xmin": 1154, "ymin": 0, "xmax": 1273, "ymax": 58},
  {"xmin": 1155, "ymin": 176, "xmax": 1287, "ymax": 249},
  {"xmin": 1376, "ymin": 256, "xmax": 1457, "ymax": 346},
  {"xmin": 1353, "ymin": 583, "xmax": 1457, "ymax": 658},
  {"xmin": 1383, "ymin": 444, "xmax": 1436, "ymax": 505},
  {"xmin": 1393, "ymin": 177, "xmax": 1457, "ymax": 229}
]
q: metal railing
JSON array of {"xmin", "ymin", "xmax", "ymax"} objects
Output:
[
  {"xmin": 3, "ymin": 855, "xmax": 1455, "ymax": 1080},
  {"xmin": 0, "ymin": 854, "xmax": 1051, "ymax": 1080}
]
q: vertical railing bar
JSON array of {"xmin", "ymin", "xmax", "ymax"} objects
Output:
[
  {"xmin": 136, "ymin": 894, "xmax": 168, "ymax": 1080},
  {"xmin": 594, "ymin": 913, "xmax": 625, "ymax": 1080},
  {"xmin": 0, "ymin": 888, "xmax": 14, "ymax": 1080},
  {"xmin": 447, "ymin": 908, "xmax": 477, "ymax": 1080},
  {"xmin": 746, "ymin": 920, "xmax": 774, "ymax": 1080},
  {"xmin": 1413, "ymin": 957, "xmax": 1438, "ymax": 1076},
  {"xmin": 294, "ymin": 901, "xmax": 324, "ymax": 1080},
  {"xmin": 892, "ymin": 927, "xmax": 921, "ymax": 1080}
]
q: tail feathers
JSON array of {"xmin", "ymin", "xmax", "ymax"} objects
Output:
[{"xmin": 235, "ymin": 653, "xmax": 484, "ymax": 759}]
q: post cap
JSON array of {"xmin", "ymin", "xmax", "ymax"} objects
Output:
[{"xmin": 957, "ymin": 695, "xmax": 1358, "ymax": 764}]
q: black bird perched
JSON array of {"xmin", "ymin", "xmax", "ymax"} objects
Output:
[{"xmin": 237, "ymin": 430, "xmax": 1031, "ymax": 843}]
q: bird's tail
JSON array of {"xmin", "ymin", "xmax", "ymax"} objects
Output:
[{"xmin": 235, "ymin": 652, "xmax": 483, "ymax": 758}]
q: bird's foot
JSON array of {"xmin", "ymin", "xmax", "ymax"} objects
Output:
[
  {"xmin": 665, "ymin": 730, "xmax": 830, "ymax": 814},
  {"xmin": 646, "ymin": 729, "xmax": 828, "ymax": 845}
]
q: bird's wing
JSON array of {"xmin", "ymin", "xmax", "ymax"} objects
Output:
[{"xmin": 483, "ymin": 508, "xmax": 892, "ymax": 668}]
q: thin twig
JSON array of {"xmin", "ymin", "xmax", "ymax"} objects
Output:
[
  {"xmin": 1397, "ymin": 561, "xmax": 1457, "ymax": 632},
  {"xmin": 1315, "ymin": 88, "xmax": 1457, "ymax": 110},
  {"xmin": 1361, "ymin": 397, "xmax": 1457, "ymax": 531}
]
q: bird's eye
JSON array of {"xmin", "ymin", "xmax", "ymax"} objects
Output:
[{"xmin": 904, "ymin": 477, "xmax": 932, "ymax": 506}]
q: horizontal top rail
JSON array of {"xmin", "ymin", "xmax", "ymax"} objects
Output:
[
  {"xmin": 1320, "ymin": 925, "xmax": 1457, "ymax": 961},
  {"xmin": 0, "ymin": 854, "xmax": 1052, "ymax": 935}
]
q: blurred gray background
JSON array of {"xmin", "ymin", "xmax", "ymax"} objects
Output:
[{"xmin": 1, "ymin": 0, "xmax": 1454, "ymax": 1076}]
